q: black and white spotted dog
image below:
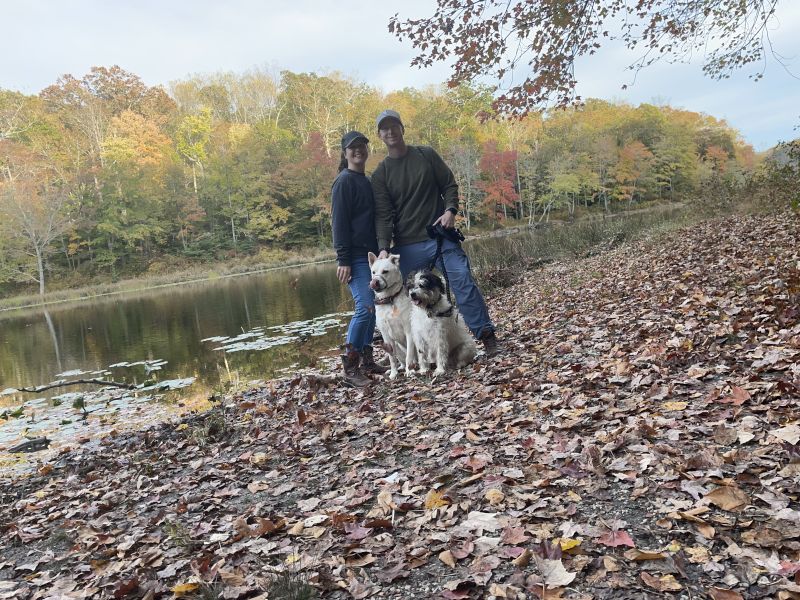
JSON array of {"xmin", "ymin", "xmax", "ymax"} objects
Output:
[{"xmin": 406, "ymin": 270, "xmax": 477, "ymax": 376}]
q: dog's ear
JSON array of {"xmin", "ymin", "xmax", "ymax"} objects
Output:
[
  {"xmin": 406, "ymin": 270, "xmax": 418, "ymax": 287},
  {"xmin": 390, "ymin": 254, "xmax": 400, "ymax": 266},
  {"xmin": 368, "ymin": 252, "xmax": 377, "ymax": 265},
  {"xmin": 430, "ymin": 272, "xmax": 445, "ymax": 293}
]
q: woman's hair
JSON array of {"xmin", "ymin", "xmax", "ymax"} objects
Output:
[{"xmin": 337, "ymin": 151, "xmax": 348, "ymax": 173}]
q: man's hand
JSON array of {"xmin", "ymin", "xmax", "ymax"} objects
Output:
[
  {"xmin": 434, "ymin": 210, "xmax": 456, "ymax": 229},
  {"xmin": 378, "ymin": 250, "xmax": 390, "ymax": 259},
  {"xmin": 337, "ymin": 265, "xmax": 351, "ymax": 284}
]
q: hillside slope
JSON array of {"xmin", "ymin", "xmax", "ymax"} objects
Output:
[{"xmin": 1, "ymin": 210, "xmax": 798, "ymax": 600}]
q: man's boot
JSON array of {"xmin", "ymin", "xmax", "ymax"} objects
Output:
[
  {"xmin": 341, "ymin": 345, "xmax": 371, "ymax": 387},
  {"xmin": 479, "ymin": 329, "xmax": 501, "ymax": 357},
  {"xmin": 361, "ymin": 345, "xmax": 388, "ymax": 375}
]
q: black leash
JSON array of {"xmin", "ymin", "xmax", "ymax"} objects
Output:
[{"xmin": 429, "ymin": 235, "xmax": 454, "ymax": 308}]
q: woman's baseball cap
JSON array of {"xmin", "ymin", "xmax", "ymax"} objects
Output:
[{"xmin": 341, "ymin": 131, "xmax": 369, "ymax": 150}]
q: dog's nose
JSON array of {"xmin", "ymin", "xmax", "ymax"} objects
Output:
[{"xmin": 369, "ymin": 279, "xmax": 378, "ymax": 290}]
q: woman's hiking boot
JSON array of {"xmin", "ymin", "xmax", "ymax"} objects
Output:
[
  {"xmin": 341, "ymin": 345, "xmax": 371, "ymax": 387},
  {"xmin": 361, "ymin": 345, "xmax": 388, "ymax": 375}
]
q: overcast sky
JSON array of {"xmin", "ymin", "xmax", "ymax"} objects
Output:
[{"xmin": 1, "ymin": 0, "xmax": 798, "ymax": 151}]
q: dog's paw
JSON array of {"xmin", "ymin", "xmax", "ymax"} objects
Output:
[
  {"xmin": 433, "ymin": 368, "xmax": 447, "ymax": 378},
  {"xmin": 389, "ymin": 370, "xmax": 399, "ymax": 380}
]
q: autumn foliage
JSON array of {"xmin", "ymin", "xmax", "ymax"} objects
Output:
[{"xmin": 0, "ymin": 65, "xmax": 778, "ymax": 296}]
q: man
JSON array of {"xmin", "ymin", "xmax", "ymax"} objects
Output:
[{"xmin": 371, "ymin": 109, "xmax": 500, "ymax": 355}]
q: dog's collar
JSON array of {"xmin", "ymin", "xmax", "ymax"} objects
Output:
[
  {"xmin": 428, "ymin": 306, "xmax": 454, "ymax": 318},
  {"xmin": 375, "ymin": 285, "xmax": 404, "ymax": 305}
]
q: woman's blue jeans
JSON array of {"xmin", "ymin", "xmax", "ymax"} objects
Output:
[{"xmin": 345, "ymin": 255, "xmax": 376, "ymax": 352}]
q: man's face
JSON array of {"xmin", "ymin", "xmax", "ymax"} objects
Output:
[{"xmin": 378, "ymin": 119, "xmax": 404, "ymax": 148}]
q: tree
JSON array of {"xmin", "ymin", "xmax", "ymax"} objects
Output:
[
  {"xmin": 390, "ymin": 0, "xmax": 782, "ymax": 114},
  {"xmin": 175, "ymin": 107, "xmax": 212, "ymax": 197},
  {"xmin": 0, "ymin": 143, "xmax": 72, "ymax": 295},
  {"xmin": 614, "ymin": 140, "xmax": 654, "ymax": 204},
  {"xmin": 478, "ymin": 140, "xmax": 519, "ymax": 223}
]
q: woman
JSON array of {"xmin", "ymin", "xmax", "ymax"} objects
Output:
[{"xmin": 331, "ymin": 131, "xmax": 386, "ymax": 386}]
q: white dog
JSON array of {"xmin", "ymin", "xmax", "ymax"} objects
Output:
[
  {"xmin": 407, "ymin": 270, "xmax": 477, "ymax": 377},
  {"xmin": 368, "ymin": 253, "xmax": 417, "ymax": 380}
]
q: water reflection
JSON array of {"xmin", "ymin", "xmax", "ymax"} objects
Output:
[{"xmin": 0, "ymin": 264, "xmax": 352, "ymax": 412}]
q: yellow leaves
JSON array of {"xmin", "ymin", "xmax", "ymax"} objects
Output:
[
  {"xmin": 663, "ymin": 401, "xmax": 688, "ymax": 411},
  {"xmin": 424, "ymin": 489, "xmax": 451, "ymax": 510},
  {"xmin": 565, "ymin": 490, "xmax": 582, "ymax": 502},
  {"xmin": 484, "ymin": 488, "xmax": 505, "ymax": 505},
  {"xmin": 554, "ymin": 537, "xmax": 581, "ymax": 552},
  {"xmin": 175, "ymin": 423, "xmax": 189, "ymax": 431},
  {"xmin": 171, "ymin": 582, "xmax": 200, "ymax": 595}
]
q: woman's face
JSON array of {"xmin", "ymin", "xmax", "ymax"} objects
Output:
[{"xmin": 346, "ymin": 142, "xmax": 369, "ymax": 169}]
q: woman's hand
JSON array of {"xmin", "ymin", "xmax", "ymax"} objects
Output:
[{"xmin": 337, "ymin": 265, "xmax": 351, "ymax": 284}]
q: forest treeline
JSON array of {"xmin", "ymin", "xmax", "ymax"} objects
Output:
[{"xmin": 0, "ymin": 65, "xmax": 793, "ymax": 297}]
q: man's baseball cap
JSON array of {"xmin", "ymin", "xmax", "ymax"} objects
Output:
[
  {"xmin": 376, "ymin": 109, "xmax": 403, "ymax": 130},
  {"xmin": 341, "ymin": 131, "xmax": 369, "ymax": 150}
]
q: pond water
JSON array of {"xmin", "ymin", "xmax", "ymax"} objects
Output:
[{"xmin": 0, "ymin": 262, "xmax": 353, "ymax": 458}]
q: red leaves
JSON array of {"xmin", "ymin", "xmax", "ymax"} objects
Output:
[{"xmin": 596, "ymin": 529, "xmax": 635, "ymax": 548}]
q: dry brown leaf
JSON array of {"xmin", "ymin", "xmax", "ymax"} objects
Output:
[
  {"xmin": 513, "ymin": 548, "xmax": 532, "ymax": 568},
  {"xmin": 623, "ymin": 548, "xmax": 666, "ymax": 561},
  {"xmin": 696, "ymin": 523, "xmax": 716, "ymax": 539},
  {"xmin": 439, "ymin": 550, "xmax": 456, "ymax": 568},
  {"xmin": 708, "ymin": 588, "xmax": 745, "ymax": 600},
  {"xmin": 704, "ymin": 485, "xmax": 749, "ymax": 511},
  {"xmin": 641, "ymin": 572, "xmax": 682, "ymax": 591},
  {"xmin": 485, "ymin": 488, "xmax": 505, "ymax": 505}
]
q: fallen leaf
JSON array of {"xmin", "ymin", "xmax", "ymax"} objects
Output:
[
  {"xmin": 641, "ymin": 572, "xmax": 682, "ymax": 591},
  {"xmin": 171, "ymin": 582, "xmax": 200, "ymax": 595},
  {"xmin": 624, "ymin": 548, "xmax": 666, "ymax": 561},
  {"xmin": 485, "ymin": 488, "xmax": 505, "ymax": 505},
  {"xmin": 533, "ymin": 555, "xmax": 576, "ymax": 589},
  {"xmin": 664, "ymin": 401, "xmax": 688, "ymax": 411},
  {"xmin": 439, "ymin": 550, "xmax": 457, "ymax": 568},
  {"xmin": 424, "ymin": 489, "xmax": 450, "ymax": 510},
  {"xmin": 597, "ymin": 529, "xmax": 635, "ymax": 548},
  {"xmin": 771, "ymin": 423, "xmax": 800, "ymax": 445},
  {"xmin": 462, "ymin": 511, "xmax": 502, "ymax": 532},
  {"xmin": 703, "ymin": 486, "xmax": 749, "ymax": 511},
  {"xmin": 708, "ymin": 587, "xmax": 745, "ymax": 600}
]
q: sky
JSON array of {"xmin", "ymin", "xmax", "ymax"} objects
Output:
[{"xmin": 1, "ymin": 0, "xmax": 798, "ymax": 151}]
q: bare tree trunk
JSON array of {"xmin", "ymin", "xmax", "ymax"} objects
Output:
[{"xmin": 35, "ymin": 245, "xmax": 45, "ymax": 296}]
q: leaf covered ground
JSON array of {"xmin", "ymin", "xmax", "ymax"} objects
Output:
[{"xmin": 1, "ymin": 209, "xmax": 799, "ymax": 600}]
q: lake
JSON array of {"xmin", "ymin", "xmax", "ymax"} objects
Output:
[{"xmin": 0, "ymin": 262, "xmax": 354, "ymax": 458}]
